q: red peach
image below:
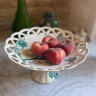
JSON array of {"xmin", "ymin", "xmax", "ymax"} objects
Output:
[
  {"xmin": 58, "ymin": 40, "xmax": 75, "ymax": 55},
  {"xmin": 42, "ymin": 36, "xmax": 58, "ymax": 48},
  {"xmin": 45, "ymin": 48, "xmax": 66, "ymax": 65},
  {"xmin": 42, "ymin": 36, "xmax": 53, "ymax": 43},
  {"xmin": 47, "ymin": 38, "xmax": 58, "ymax": 48},
  {"xmin": 32, "ymin": 42, "xmax": 49, "ymax": 57}
]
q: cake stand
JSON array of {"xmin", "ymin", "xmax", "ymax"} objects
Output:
[{"xmin": 4, "ymin": 27, "xmax": 88, "ymax": 84}]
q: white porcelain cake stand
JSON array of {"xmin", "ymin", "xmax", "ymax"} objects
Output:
[{"xmin": 4, "ymin": 27, "xmax": 88, "ymax": 84}]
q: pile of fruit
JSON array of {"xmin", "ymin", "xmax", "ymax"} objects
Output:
[{"xmin": 32, "ymin": 36, "xmax": 75, "ymax": 65}]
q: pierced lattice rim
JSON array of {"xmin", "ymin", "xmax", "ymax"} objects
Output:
[{"xmin": 4, "ymin": 27, "xmax": 88, "ymax": 71}]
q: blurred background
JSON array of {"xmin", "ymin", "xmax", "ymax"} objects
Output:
[{"xmin": 0, "ymin": 0, "xmax": 96, "ymax": 41}]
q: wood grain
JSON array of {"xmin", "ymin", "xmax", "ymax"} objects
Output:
[
  {"xmin": 0, "ymin": 0, "xmax": 70, "ymax": 38},
  {"xmin": 0, "ymin": 0, "xmax": 96, "ymax": 41}
]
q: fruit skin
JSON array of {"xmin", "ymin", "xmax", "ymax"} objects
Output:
[
  {"xmin": 32, "ymin": 42, "xmax": 49, "ymax": 57},
  {"xmin": 42, "ymin": 36, "xmax": 58, "ymax": 48},
  {"xmin": 47, "ymin": 38, "xmax": 58, "ymax": 48},
  {"xmin": 57, "ymin": 40, "xmax": 75, "ymax": 55},
  {"xmin": 42, "ymin": 36, "xmax": 53, "ymax": 43},
  {"xmin": 45, "ymin": 48, "xmax": 66, "ymax": 65}
]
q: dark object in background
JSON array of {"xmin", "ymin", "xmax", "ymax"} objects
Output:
[
  {"xmin": 13, "ymin": 0, "xmax": 33, "ymax": 33},
  {"xmin": 40, "ymin": 11, "xmax": 60, "ymax": 27}
]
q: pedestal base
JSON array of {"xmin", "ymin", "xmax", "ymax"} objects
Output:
[{"xmin": 32, "ymin": 71, "xmax": 58, "ymax": 84}]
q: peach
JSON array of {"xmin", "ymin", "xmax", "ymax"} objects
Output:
[
  {"xmin": 42, "ymin": 36, "xmax": 53, "ymax": 43},
  {"xmin": 42, "ymin": 36, "xmax": 58, "ymax": 48},
  {"xmin": 32, "ymin": 42, "xmax": 49, "ymax": 57},
  {"xmin": 58, "ymin": 40, "xmax": 75, "ymax": 55},
  {"xmin": 45, "ymin": 48, "xmax": 66, "ymax": 65}
]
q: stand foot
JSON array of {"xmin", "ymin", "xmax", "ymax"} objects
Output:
[{"xmin": 32, "ymin": 71, "xmax": 58, "ymax": 84}]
